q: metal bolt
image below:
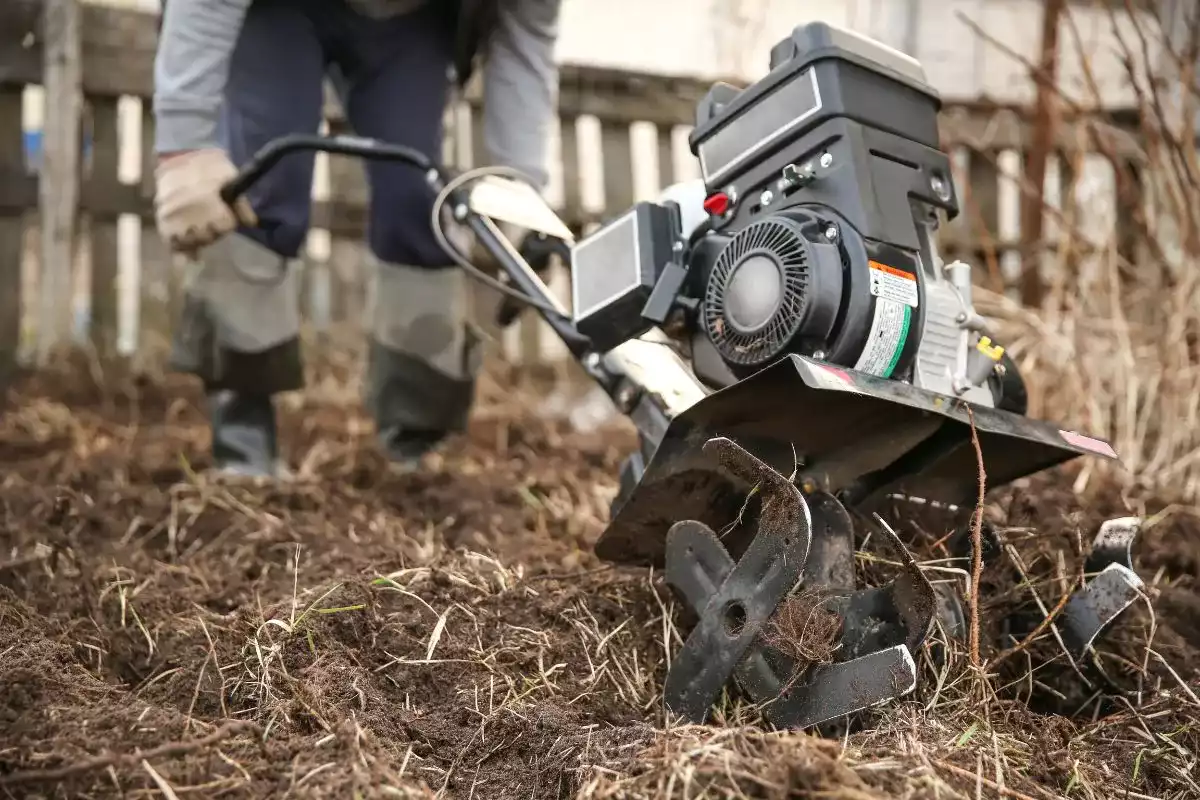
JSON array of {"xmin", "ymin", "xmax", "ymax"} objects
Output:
[
  {"xmin": 583, "ymin": 353, "xmax": 601, "ymax": 370},
  {"xmin": 824, "ymin": 225, "xmax": 838, "ymax": 241},
  {"xmin": 820, "ymin": 152, "xmax": 833, "ymax": 168},
  {"xmin": 453, "ymin": 204, "xmax": 468, "ymax": 221},
  {"xmin": 759, "ymin": 189, "xmax": 774, "ymax": 206},
  {"xmin": 725, "ymin": 185, "xmax": 738, "ymax": 203},
  {"xmin": 672, "ymin": 240, "xmax": 684, "ymax": 253},
  {"xmin": 812, "ymin": 350, "xmax": 826, "ymax": 360},
  {"xmin": 930, "ymin": 173, "xmax": 951, "ymax": 201}
]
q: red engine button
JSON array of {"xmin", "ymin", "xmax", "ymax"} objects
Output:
[{"xmin": 703, "ymin": 192, "xmax": 730, "ymax": 216}]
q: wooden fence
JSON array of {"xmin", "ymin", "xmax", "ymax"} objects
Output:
[{"xmin": 0, "ymin": 0, "xmax": 1146, "ymax": 377}]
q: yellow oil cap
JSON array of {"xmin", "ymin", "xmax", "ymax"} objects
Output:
[{"xmin": 976, "ymin": 336, "xmax": 1005, "ymax": 361}]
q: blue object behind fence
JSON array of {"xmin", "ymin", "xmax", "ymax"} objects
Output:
[
  {"xmin": 23, "ymin": 129, "xmax": 94, "ymax": 172},
  {"xmin": 23, "ymin": 128, "xmax": 103, "ymax": 343}
]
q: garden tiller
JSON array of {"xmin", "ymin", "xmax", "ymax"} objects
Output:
[{"xmin": 221, "ymin": 22, "xmax": 1143, "ymax": 728}]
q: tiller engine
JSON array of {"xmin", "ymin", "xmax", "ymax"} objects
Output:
[{"xmin": 220, "ymin": 23, "xmax": 1143, "ymax": 729}]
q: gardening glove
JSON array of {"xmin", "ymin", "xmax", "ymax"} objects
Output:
[{"xmin": 154, "ymin": 149, "xmax": 258, "ymax": 256}]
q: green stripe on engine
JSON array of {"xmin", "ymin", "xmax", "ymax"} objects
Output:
[{"xmin": 881, "ymin": 306, "xmax": 912, "ymax": 379}]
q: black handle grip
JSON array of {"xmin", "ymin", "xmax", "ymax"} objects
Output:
[
  {"xmin": 219, "ymin": 133, "xmax": 444, "ymax": 206},
  {"xmin": 496, "ymin": 233, "xmax": 574, "ymax": 328}
]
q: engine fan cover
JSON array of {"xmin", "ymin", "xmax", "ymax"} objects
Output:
[{"xmin": 703, "ymin": 214, "xmax": 841, "ymax": 372}]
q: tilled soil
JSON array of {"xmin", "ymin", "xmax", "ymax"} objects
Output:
[{"xmin": 2, "ymin": 354, "xmax": 1199, "ymax": 799}]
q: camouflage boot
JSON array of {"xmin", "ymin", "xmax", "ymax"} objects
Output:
[
  {"xmin": 364, "ymin": 261, "xmax": 482, "ymax": 472},
  {"xmin": 169, "ymin": 233, "xmax": 304, "ymax": 479}
]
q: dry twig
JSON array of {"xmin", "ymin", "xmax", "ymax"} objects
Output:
[
  {"xmin": 965, "ymin": 405, "xmax": 987, "ymax": 668},
  {"xmin": 0, "ymin": 721, "xmax": 259, "ymax": 787}
]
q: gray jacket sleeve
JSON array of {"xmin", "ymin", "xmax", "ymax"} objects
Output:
[
  {"xmin": 154, "ymin": 0, "xmax": 561, "ymax": 185},
  {"xmin": 153, "ymin": 0, "xmax": 252, "ymax": 154},
  {"xmin": 480, "ymin": 0, "xmax": 562, "ymax": 191}
]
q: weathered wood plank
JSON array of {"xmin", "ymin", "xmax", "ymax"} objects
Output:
[
  {"xmin": 0, "ymin": 0, "xmax": 43, "ymax": 90},
  {"xmin": 656, "ymin": 124, "xmax": 675, "ymax": 190},
  {"xmin": 86, "ymin": 94, "xmax": 120, "ymax": 356},
  {"xmin": 559, "ymin": 117, "xmax": 581, "ymax": 218},
  {"xmin": 37, "ymin": 0, "xmax": 82, "ymax": 364},
  {"xmin": 137, "ymin": 101, "xmax": 178, "ymax": 348},
  {"xmin": 0, "ymin": 0, "xmax": 155, "ymax": 97},
  {"xmin": 599, "ymin": 122, "xmax": 635, "ymax": 215},
  {"xmin": 965, "ymin": 147, "xmax": 1002, "ymax": 240},
  {"xmin": 0, "ymin": 89, "xmax": 24, "ymax": 377},
  {"xmin": 0, "ymin": 171, "xmax": 147, "ymax": 218}
]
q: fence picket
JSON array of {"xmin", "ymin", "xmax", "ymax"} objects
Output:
[
  {"xmin": 86, "ymin": 95, "xmax": 122, "ymax": 356},
  {"xmin": 0, "ymin": 89, "xmax": 24, "ymax": 378}
]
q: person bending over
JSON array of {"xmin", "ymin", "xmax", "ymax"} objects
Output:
[{"xmin": 152, "ymin": 0, "xmax": 561, "ymax": 477}]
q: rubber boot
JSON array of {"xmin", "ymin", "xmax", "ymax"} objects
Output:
[
  {"xmin": 376, "ymin": 426, "xmax": 448, "ymax": 473},
  {"xmin": 207, "ymin": 389, "xmax": 280, "ymax": 479},
  {"xmin": 365, "ymin": 337, "xmax": 475, "ymax": 474},
  {"xmin": 367, "ymin": 262, "xmax": 482, "ymax": 474}
]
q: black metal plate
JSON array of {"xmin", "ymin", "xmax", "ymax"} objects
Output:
[{"xmin": 595, "ymin": 354, "xmax": 1118, "ymax": 567}]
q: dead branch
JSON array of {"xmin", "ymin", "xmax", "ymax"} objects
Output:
[
  {"xmin": 1020, "ymin": 0, "xmax": 1065, "ymax": 306},
  {"xmin": 0, "ymin": 720, "xmax": 260, "ymax": 786},
  {"xmin": 965, "ymin": 406, "xmax": 987, "ymax": 668}
]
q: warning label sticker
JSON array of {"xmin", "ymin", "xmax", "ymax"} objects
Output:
[
  {"xmin": 807, "ymin": 364, "xmax": 855, "ymax": 392},
  {"xmin": 868, "ymin": 261, "xmax": 919, "ymax": 308},
  {"xmin": 1059, "ymin": 430, "xmax": 1118, "ymax": 459},
  {"xmin": 854, "ymin": 298, "xmax": 912, "ymax": 379}
]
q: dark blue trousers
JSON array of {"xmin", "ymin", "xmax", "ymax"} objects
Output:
[
  {"xmin": 220, "ymin": 0, "xmax": 454, "ymax": 266},
  {"xmin": 170, "ymin": 0, "xmax": 481, "ymax": 437}
]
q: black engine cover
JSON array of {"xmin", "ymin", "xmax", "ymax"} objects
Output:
[{"xmin": 679, "ymin": 21, "xmax": 952, "ymax": 392}]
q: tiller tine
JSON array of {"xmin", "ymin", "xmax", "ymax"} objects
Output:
[
  {"xmin": 599, "ymin": 355, "xmax": 1121, "ymax": 724},
  {"xmin": 921, "ymin": 516, "xmax": 1142, "ymax": 664},
  {"xmin": 661, "ymin": 437, "xmax": 812, "ymax": 722},
  {"xmin": 1062, "ymin": 517, "xmax": 1144, "ymax": 661},
  {"xmin": 661, "ymin": 437, "xmax": 935, "ymax": 729}
]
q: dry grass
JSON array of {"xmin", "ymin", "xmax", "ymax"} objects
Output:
[
  {"xmin": 962, "ymin": 2, "xmax": 1200, "ymax": 505},
  {"xmin": 761, "ymin": 588, "xmax": 843, "ymax": 678}
]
